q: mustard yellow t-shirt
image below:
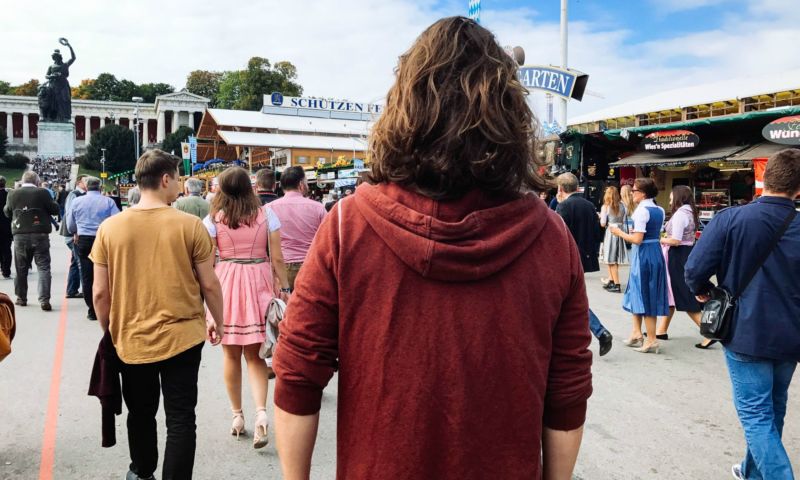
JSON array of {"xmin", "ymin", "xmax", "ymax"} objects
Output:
[{"xmin": 90, "ymin": 207, "xmax": 214, "ymax": 364}]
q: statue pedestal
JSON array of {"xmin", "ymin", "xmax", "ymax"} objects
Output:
[{"xmin": 37, "ymin": 122, "xmax": 75, "ymax": 158}]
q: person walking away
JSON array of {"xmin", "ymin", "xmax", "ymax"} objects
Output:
[
  {"xmin": 203, "ymin": 167, "xmax": 290, "ymax": 449},
  {"xmin": 90, "ymin": 149, "xmax": 225, "ymax": 480},
  {"xmin": 255, "ymin": 168, "xmax": 279, "ymax": 205},
  {"xmin": 41, "ymin": 181, "xmax": 60, "ymax": 229},
  {"xmin": 556, "ymin": 173, "xmax": 613, "ymax": 357},
  {"xmin": 655, "ymin": 185, "xmax": 711, "ymax": 348},
  {"xmin": 3, "ymin": 171, "xmax": 59, "ymax": 310},
  {"xmin": 273, "ymin": 17, "xmax": 592, "ymax": 480},
  {"xmin": 608, "ymin": 178, "xmax": 669, "ymax": 354},
  {"xmin": 61, "ymin": 175, "xmax": 87, "ymax": 299},
  {"xmin": 267, "ymin": 166, "xmax": 326, "ymax": 290},
  {"xmin": 685, "ymin": 149, "xmax": 800, "ymax": 480},
  {"xmin": 174, "ymin": 178, "xmax": 209, "ymax": 219},
  {"xmin": 0, "ymin": 177, "xmax": 13, "ymax": 279},
  {"xmin": 599, "ymin": 186, "xmax": 628, "ymax": 292},
  {"xmin": 65, "ymin": 176, "xmax": 119, "ymax": 321},
  {"xmin": 56, "ymin": 184, "xmax": 68, "ymax": 220}
]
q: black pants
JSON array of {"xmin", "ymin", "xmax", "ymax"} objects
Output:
[
  {"xmin": 0, "ymin": 234, "xmax": 12, "ymax": 278},
  {"xmin": 75, "ymin": 235, "xmax": 96, "ymax": 317},
  {"xmin": 13, "ymin": 233, "xmax": 51, "ymax": 303},
  {"xmin": 121, "ymin": 342, "xmax": 203, "ymax": 480}
]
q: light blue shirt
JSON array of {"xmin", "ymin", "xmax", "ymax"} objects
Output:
[{"xmin": 66, "ymin": 191, "xmax": 119, "ymax": 236}]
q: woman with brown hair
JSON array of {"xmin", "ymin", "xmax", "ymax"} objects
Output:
[
  {"xmin": 273, "ymin": 16, "xmax": 593, "ymax": 480},
  {"xmin": 657, "ymin": 185, "xmax": 713, "ymax": 348},
  {"xmin": 599, "ymin": 186, "xmax": 628, "ymax": 292},
  {"xmin": 609, "ymin": 178, "xmax": 670, "ymax": 353},
  {"xmin": 203, "ymin": 166, "xmax": 290, "ymax": 449}
]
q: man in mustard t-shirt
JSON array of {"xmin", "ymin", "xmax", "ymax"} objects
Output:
[{"xmin": 91, "ymin": 149, "xmax": 225, "ymax": 480}]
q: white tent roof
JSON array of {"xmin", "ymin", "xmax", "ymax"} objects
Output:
[
  {"xmin": 569, "ymin": 69, "xmax": 800, "ymax": 126},
  {"xmin": 217, "ymin": 130, "xmax": 368, "ymax": 151},
  {"xmin": 207, "ymin": 109, "xmax": 371, "ymax": 136}
]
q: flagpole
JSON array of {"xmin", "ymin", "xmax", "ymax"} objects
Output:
[{"xmin": 560, "ymin": 0, "xmax": 568, "ymax": 129}]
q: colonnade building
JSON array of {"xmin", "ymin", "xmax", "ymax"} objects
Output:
[{"xmin": 0, "ymin": 91, "xmax": 210, "ymax": 156}]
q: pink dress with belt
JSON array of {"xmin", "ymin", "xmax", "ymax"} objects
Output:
[{"xmin": 206, "ymin": 210, "xmax": 275, "ymax": 346}]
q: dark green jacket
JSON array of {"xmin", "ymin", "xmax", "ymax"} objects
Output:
[{"xmin": 3, "ymin": 186, "xmax": 60, "ymax": 235}]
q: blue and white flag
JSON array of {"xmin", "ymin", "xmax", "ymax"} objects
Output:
[{"xmin": 468, "ymin": 0, "xmax": 481, "ymax": 23}]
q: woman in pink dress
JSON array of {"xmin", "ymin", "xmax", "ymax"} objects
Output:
[{"xmin": 204, "ymin": 167, "xmax": 290, "ymax": 449}]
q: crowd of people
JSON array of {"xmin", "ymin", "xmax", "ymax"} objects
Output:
[
  {"xmin": 0, "ymin": 16, "xmax": 797, "ymax": 480},
  {"xmin": 30, "ymin": 156, "xmax": 73, "ymax": 185}
]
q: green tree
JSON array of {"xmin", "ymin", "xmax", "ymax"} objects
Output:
[
  {"xmin": 216, "ymin": 71, "xmax": 245, "ymax": 110},
  {"xmin": 185, "ymin": 70, "xmax": 222, "ymax": 107},
  {"xmin": 138, "ymin": 82, "xmax": 174, "ymax": 103},
  {"xmin": 161, "ymin": 126, "xmax": 195, "ymax": 157},
  {"xmin": 86, "ymin": 124, "xmax": 136, "ymax": 173},
  {"xmin": 12, "ymin": 79, "xmax": 40, "ymax": 96},
  {"xmin": 89, "ymin": 73, "xmax": 121, "ymax": 101},
  {"xmin": 115, "ymin": 79, "xmax": 139, "ymax": 102},
  {"xmin": 3, "ymin": 153, "xmax": 29, "ymax": 169},
  {"xmin": 0, "ymin": 81, "xmax": 11, "ymax": 95},
  {"xmin": 0, "ymin": 127, "xmax": 7, "ymax": 158},
  {"xmin": 238, "ymin": 57, "xmax": 302, "ymax": 111},
  {"xmin": 214, "ymin": 57, "xmax": 302, "ymax": 111}
]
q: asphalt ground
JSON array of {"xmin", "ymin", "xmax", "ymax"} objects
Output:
[{"xmin": 0, "ymin": 234, "xmax": 797, "ymax": 479}]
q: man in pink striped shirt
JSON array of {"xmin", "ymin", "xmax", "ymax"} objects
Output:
[{"xmin": 269, "ymin": 166, "xmax": 326, "ymax": 290}]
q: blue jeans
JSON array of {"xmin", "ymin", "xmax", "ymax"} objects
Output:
[
  {"xmin": 65, "ymin": 238, "xmax": 81, "ymax": 296},
  {"xmin": 724, "ymin": 348, "xmax": 796, "ymax": 480},
  {"xmin": 589, "ymin": 309, "xmax": 608, "ymax": 339}
]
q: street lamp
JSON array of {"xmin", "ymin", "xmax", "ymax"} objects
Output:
[
  {"xmin": 132, "ymin": 96, "xmax": 143, "ymax": 160},
  {"xmin": 101, "ymin": 147, "xmax": 107, "ymax": 188}
]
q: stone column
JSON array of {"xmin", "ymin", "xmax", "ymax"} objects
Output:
[
  {"xmin": 22, "ymin": 114, "xmax": 29, "ymax": 144},
  {"xmin": 171, "ymin": 111, "xmax": 180, "ymax": 133},
  {"xmin": 157, "ymin": 111, "xmax": 166, "ymax": 142},
  {"xmin": 101, "ymin": 117, "xmax": 107, "ymax": 128},
  {"xmin": 114, "ymin": 116, "xmax": 120, "ymax": 125},
  {"xmin": 5, "ymin": 113, "xmax": 12, "ymax": 141},
  {"xmin": 85, "ymin": 116, "xmax": 92, "ymax": 145},
  {"xmin": 142, "ymin": 119, "xmax": 150, "ymax": 146}
]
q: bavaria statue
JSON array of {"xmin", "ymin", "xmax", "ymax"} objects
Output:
[{"xmin": 38, "ymin": 38, "xmax": 76, "ymax": 123}]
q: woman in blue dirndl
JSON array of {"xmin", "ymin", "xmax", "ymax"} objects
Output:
[{"xmin": 609, "ymin": 177, "xmax": 669, "ymax": 353}]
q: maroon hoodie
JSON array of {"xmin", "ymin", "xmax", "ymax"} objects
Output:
[{"xmin": 274, "ymin": 183, "xmax": 593, "ymax": 479}]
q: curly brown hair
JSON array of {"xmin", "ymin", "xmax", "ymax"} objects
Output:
[
  {"xmin": 368, "ymin": 16, "xmax": 548, "ymax": 200},
  {"xmin": 210, "ymin": 167, "xmax": 261, "ymax": 229}
]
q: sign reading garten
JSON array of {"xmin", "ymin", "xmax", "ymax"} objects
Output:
[
  {"xmin": 762, "ymin": 115, "xmax": 800, "ymax": 145},
  {"xmin": 641, "ymin": 130, "xmax": 700, "ymax": 156}
]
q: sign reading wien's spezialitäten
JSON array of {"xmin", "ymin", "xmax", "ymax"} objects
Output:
[
  {"xmin": 641, "ymin": 130, "xmax": 700, "ymax": 156},
  {"xmin": 516, "ymin": 66, "xmax": 589, "ymax": 101},
  {"xmin": 762, "ymin": 115, "xmax": 800, "ymax": 145}
]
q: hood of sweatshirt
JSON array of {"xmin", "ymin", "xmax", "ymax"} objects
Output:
[{"xmin": 352, "ymin": 183, "xmax": 553, "ymax": 282}]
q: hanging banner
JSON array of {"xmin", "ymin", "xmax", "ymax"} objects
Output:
[
  {"xmin": 180, "ymin": 142, "xmax": 191, "ymax": 160},
  {"xmin": 753, "ymin": 158, "xmax": 767, "ymax": 196},
  {"xmin": 762, "ymin": 115, "xmax": 800, "ymax": 145},
  {"xmin": 468, "ymin": 0, "xmax": 481, "ymax": 23},
  {"xmin": 641, "ymin": 130, "xmax": 700, "ymax": 155}
]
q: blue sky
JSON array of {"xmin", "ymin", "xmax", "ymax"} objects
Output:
[{"xmin": 2, "ymin": 0, "xmax": 798, "ymax": 121}]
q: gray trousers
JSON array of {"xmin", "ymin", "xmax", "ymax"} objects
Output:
[{"xmin": 14, "ymin": 233, "xmax": 51, "ymax": 303}]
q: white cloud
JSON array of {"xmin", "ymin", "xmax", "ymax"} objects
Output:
[
  {"xmin": 647, "ymin": 0, "xmax": 735, "ymax": 13},
  {"xmin": 1, "ymin": 0, "xmax": 798, "ymax": 124}
]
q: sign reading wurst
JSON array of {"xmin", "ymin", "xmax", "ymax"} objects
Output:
[
  {"xmin": 641, "ymin": 130, "xmax": 700, "ymax": 155},
  {"xmin": 762, "ymin": 115, "xmax": 800, "ymax": 145}
]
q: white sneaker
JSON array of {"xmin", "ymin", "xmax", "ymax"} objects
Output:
[{"xmin": 731, "ymin": 464, "xmax": 745, "ymax": 480}]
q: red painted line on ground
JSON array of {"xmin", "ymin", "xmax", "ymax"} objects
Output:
[{"xmin": 38, "ymin": 265, "xmax": 71, "ymax": 480}]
